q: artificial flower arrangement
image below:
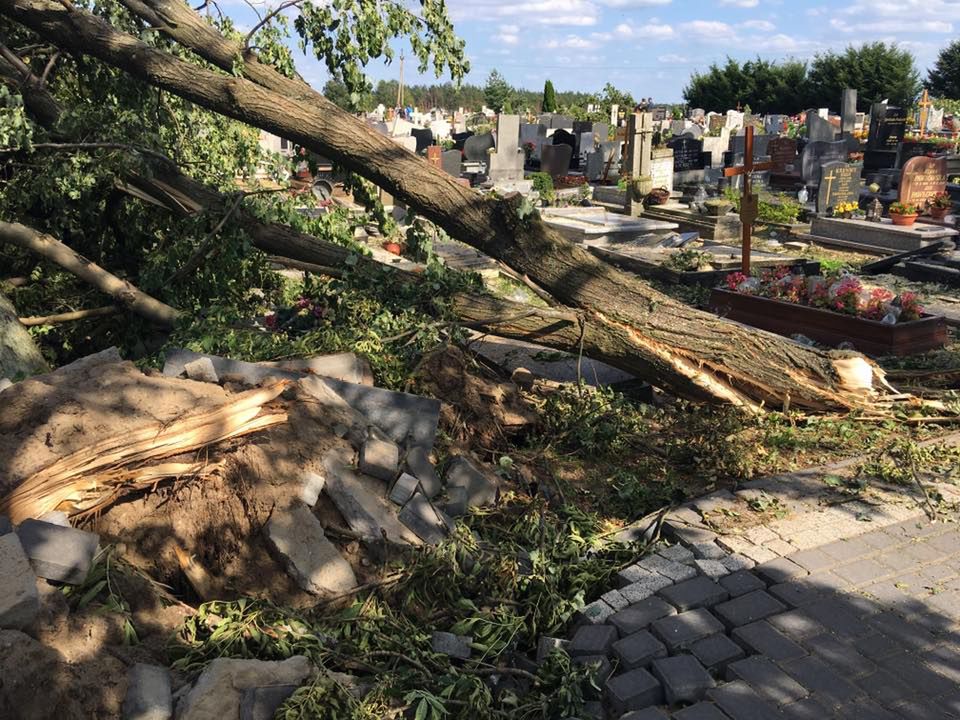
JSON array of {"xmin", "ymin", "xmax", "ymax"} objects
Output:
[
  {"xmin": 724, "ymin": 267, "xmax": 924, "ymax": 323},
  {"xmin": 926, "ymin": 190, "xmax": 953, "ymax": 219},
  {"xmin": 831, "ymin": 201, "xmax": 861, "ymax": 218}
]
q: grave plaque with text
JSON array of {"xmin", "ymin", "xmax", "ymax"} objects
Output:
[
  {"xmin": 868, "ymin": 104, "xmax": 907, "ymax": 150},
  {"xmin": 816, "ymin": 160, "xmax": 861, "ymax": 213},
  {"xmin": 898, "ymin": 156, "xmax": 947, "ymax": 206},
  {"xmin": 667, "ymin": 137, "xmax": 705, "ymax": 171},
  {"xmin": 768, "ymin": 137, "xmax": 798, "ymax": 173}
]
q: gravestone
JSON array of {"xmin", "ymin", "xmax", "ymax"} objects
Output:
[
  {"xmin": 764, "ymin": 115, "xmax": 787, "ymax": 135},
  {"xmin": 841, "ymin": 89, "xmax": 857, "ymax": 135},
  {"xmin": 816, "ymin": 161, "xmax": 861, "ymax": 214},
  {"xmin": 441, "ymin": 150, "xmax": 461, "ymax": 177},
  {"xmin": 868, "ymin": 104, "xmax": 907, "ymax": 150},
  {"xmin": 701, "ymin": 131, "xmax": 730, "ymax": 167},
  {"xmin": 552, "ymin": 128, "xmax": 578, "ymax": 168},
  {"xmin": 411, "ymin": 128, "xmax": 433, "ymax": 154},
  {"xmin": 551, "ymin": 115, "xmax": 573, "ymax": 129},
  {"xmin": 652, "ymin": 107, "xmax": 668, "ymax": 122},
  {"xmin": 541, "ymin": 144, "xmax": 573, "ymax": 178},
  {"xmin": 730, "ymin": 134, "xmax": 770, "ymax": 159},
  {"xmin": 670, "ymin": 119, "xmax": 688, "ymax": 136},
  {"xmin": 463, "ymin": 133, "xmax": 495, "ymax": 163},
  {"xmin": 650, "ymin": 148, "xmax": 674, "ymax": 194},
  {"xmin": 430, "ymin": 119, "xmax": 451, "ymax": 140},
  {"xmin": 682, "ymin": 125, "xmax": 704, "ymax": 140},
  {"xmin": 725, "ymin": 111, "xmax": 744, "ymax": 130},
  {"xmin": 452, "ymin": 131, "xmax": 473, "ymax": 152},
  {"xmin": 899, "ymin": 156, "xmax": 947, "ymax": 206},
  {"xmin": 488, "ymin": 114, "xmax": 524, "ymax": 182},
  {"xmin": 668, "ymin": 136, "xmax": 705, "ymax": 171},
  {"xmin": 801, "ymin": 140, "xmax": 847, "ymax": 187},
  {"xmin": 691, "ymin": 108, "xmax": 705, "ymax": 120},
  {"xmin": 806, "ymin": 109, "xmax": 836, "ymax": 143},
  {"xmin": 573, "ymin": 120, "xmax": 595, "ymax": 136},
  {"xmin": 708, "ymin": 114, "xmax": 725, "ymax": 133},
  {"xmin": 927, "ymin": 107, "xmax": 945, "ymax": 133},
  {"xmin": 768, "ymin": 137, "xmax": 798, "ymax": 173},
  {"xmin": 897, "ymin": 141, "xmax": 939, "ymax": 168},
  {"xmin": 495, "ymin": 114, "xmax": 520, "ymax": 149}
]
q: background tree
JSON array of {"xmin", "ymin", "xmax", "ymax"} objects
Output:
[
  {"xmin": 322, "ymin": 78, "xmax": 373, "ymax": 112},
  {"xmin": 483, "ymin": 69, "xmax": 512, "ymax": 113},
  {"xmin": 542, "ymin": 79, "xmax": 557, "ymax": 112},
  {"xmin": 927, "ymin": 39, "xmax": 960, "ymax": 99},
  {"xmin": 806, "ymin": 42, "xmax": 920, "ymax": 110},
  {"xmin": 684, "ymin": 57, "xmax": 810, "ymax": 114}
]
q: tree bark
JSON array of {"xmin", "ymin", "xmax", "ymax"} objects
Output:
[
  {"xmin": 0, "ymin": 221, "xmax": 182, "ymax": 327},
  {"xmin": 0, "ymin": 0, "xmax": 891, "ymax": 410},
  {"xmin": 0, "ymin": 290, "xmax": 49, "ymax": 379}
]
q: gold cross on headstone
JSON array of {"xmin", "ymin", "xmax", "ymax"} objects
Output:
[
  {"xmin": 821, "ymin": 170, "xmax": 837, "ymax": 208},
  {"xmin": 722, "ymin": 126, "xmax": 773, "ymax": 274}
]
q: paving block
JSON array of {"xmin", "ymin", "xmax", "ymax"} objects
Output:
[
  {"xmin": 123, "ymin": 663, "xmax": 172, "ymax": 720},
  {"xmin": 0, "ymin": 515, "xmax": 11, "ymax": 535},
  {"xmin": 604, "ymin": 668, "xmax": 663, "ymax": 715},
  {"xmin": 731, "ymin": 620, "xmax": 806, "ymax": 662},
  {"xmin": 718, "ymin": 570, "xmax": 766, "ymax": 598},
  {"xmin": 601, "ymin": 589, "xmax": 629, "ymax": 611},
  {"xmin": 690, "ymin": 542, "xmax": 728, "ymax": 560},
  {"xmin": 831, "ymin": 558, "xmax": 890, "ymax": 587},
  {"xmin": 298, "ymin": 471, "xmax": 325, "ymax": 507},
  {"xmin": 672, "ymin": 702, "xmax": 729, "ymax": 719},
  {"xmin": 621, "ymin": 575, "xmax": 673, "ymax": 604},
  {"xmin": 609, "ymin": 597, "xmax": 676, "ymax": 637},
  {"xmin": 575, "ymin": 599, "xmax": 616, "ymax": 626},
  {"xmin": 638, "ymin": 554, "xmax": 697, "ymax": 582},
  {"xmin": 0, "ymin": 533, "xmax": 38, "ymax": 630},
  {"xmin": 388, "ymin": 473, "xmax": 419, "ymax": 506},
  {"xmin": 611, "ymin": 630, "xmax": 666, "ymax": 670},
  {"xmin": 445, "ymin": 457, "xmax": 497, "ymax": 508},
  {"xmin": 657, "ymin": 544, "xmax": 695, "ymax": 564},
  {"xmin": 714, "ymin": 590, "xmax": 786, "ymax": 629},
  {"xmin": 16, "ymin": 518, "xmax": 99, "ymax": 585},
  {"xmin": 617, "ymin": 564, "xmax": 665, "ymax": 588},
  {"xmin": 650, "ymin": 655, "xmax": 715, "ymax": 705},
  {"xmin": 802, "ymin": 597, "xmax": 872, "ymax": 639},
  {"xmin": 780, "ymin": 655, "xmax": 860, "ymax": 708},
  {"xmin": 183, "ymin": 356, "xmax": 219, "ymax": 383},
  {"xmin": 323, "ymin": 457, "xmax": 419, "ymax": 544},
  {"xmin": 721, "ymin": 554, "xmax": 755, "ymax": 572},
  {"xmin": 804, "ymin": 633, "xmax": 873, "ymax": 678},
  {"xmin": 785, "ymin": 548, "xmax": 838, "ymax": 574},
  {"xmin": 689, "ymin": 632, "xmax": 746, "ymax": 676},
  {"xmin": 575, "ymin": 654, "xmax": 614, "ymax": 683},
  {"xmin": 658, "ymin": 576, "xmax": 729, "ymax": 612},
  {"xmin": 404, "ymin": 446, "xmax": 442, "ymax": 498},
  {"xmin": 767, "ymin": 580, "xmax": 823, "ymax": 608},
  {"xmin": 755, "ymin": 557, "xmax": 807, "ymax": 585},
  {"xmin": 780, "ymin": 695, "xmax": 833, "ymax": 720},
  {"xmin": 536, "ymin": 636, "xmax": 568, "ymax": 663},
  {"xmin": 398, "ymin": 492, "xmax": 449, "ymax": 545},
  {"xmin": 443, "ymin": 486, "xmax": 469, "ymax": 517},
  {"xmin": 651, "ymin": 609, "xmax": 724, "ymax": 652},
  {"xmin": 569, "ymin": 624, "xmax": 619, "ymax": 657},
  {"xmin": 358, "ymin": 427, "xmax": 400, "ymax": 482},
  {"xmin": 239, "ymin": 685, "xmax": 298, "ymax": 720},
  {"xmin": 694, "ymin": 559, "xmax": 729, "ymax": 580},
  {"xmin": 432, "ymin": 631, "xmax": 472, "ymax": 660},
  {"xmin": 727, "ymin": 656, "xmax": 807, "ymax": 705},
  {"xmin": 707, "ymin": 679, "xmax": 784, "ymax": 719},
  {"xmin": 265, "ymin": 502, "xmax": 357, "ymax": 595},
  {"xmin": 767, "ymin": 610, "xmax": 825, "ymax": 641}
]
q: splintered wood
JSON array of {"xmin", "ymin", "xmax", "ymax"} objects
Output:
[{"xmin": 0, "ymin": 382, "xmax": 288, "ymax": 523}]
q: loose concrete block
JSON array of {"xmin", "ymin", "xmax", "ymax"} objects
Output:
[
  {"xmin": 718, "ymin": 571, "xmax": 766, "ymax": 598},
  {"xmin": 0, "ymin": 515, "xmax": 11, "ymax": 535},
  {"xmin": 298, "ymin": 472, "xmax": 325, "ymax": 507},
  {"xmin": 694, "ymin": 559, "xmax": 730, "ymax": 580},
  {"xmin": 38, "ymin": 511, "xmax": 70, "ymax": 527},
  {"xmin": 405, "ymin": 445, "xmax": 441, "ymax": 498},
  {"xmin": 183, "ymin": 357, "xmax": 219, "ymax": 383},
  {"xmin": 444, "ymin": 486, "xmax": 469, "ymax": 517},
  {"xmin": 657, "ymin": 544, "xmax": 695, "ymax": 565},
  {"xmin": 575, "ymin": 599, "xmax": 616, "ymax": 626},
  {"xmin": 389, "ymin": 473, "xmax": 419, "ymax": 506},
  {"xmin": 605, "ymin": 668, "xmax": 663, "ymax": 715},
  {"xmin": 432, "ymin": 631, "xmax": 472, "ymax": 659},
  {"xmin": 123, "ymin": 663, "xmax": 172, "ymax": 720},
  {"xmin": 620, "ymin": 575, "xmax": 673, "ymax": 604},
  {"xmin": 0, "ymin": 533, "xmax": 39, "ymax": 630},
  {"xmin": 658, "ymin": 577, "xmax": 729, "ymax": 612},
  {"xmin": 445, "ymin": 456, "xmax": 497, "ymax": 508},
  {"xmin": 601, "ymin": 589, "xmax": 629, "ymax": 611},
  {"xmin": 16, "ymin": 518, "xmax": 99, "ymax": 584},
  {"xmin": 689, "ymin": 634, "xmax": 745, "ymax": 675},
  {"xmin": 651, "ymin": 609, "xmax": 724, "ymax": 652},
  {"xmin": 398, "ymin": 492, "xmax": 448, "ymax": 545},
  {"xmin": 358, "ymin": 427, "xmax": 400, "ymax": 481},
  {"xmin": 264, "ymin": 502, "xmax": 356, "ymax": 595},
  {"xmin": 638, "ymin": 555, "xmax": 697, "ymax": 582},
  {"xmin": 612, "ymin": 630, "xmax": 666, "ymax": 670},
  {"xmin": 650, "ymin": 655, "xmax": 715, "ymax": 705},
  {"xmin": 609, "ymin": 598, "xmax": 676, "ymax": 637},
  {"xmin": 714, "ymin": 590, "xmax": 786, "ymax": 629},
  {"xmin": 536, "ymin": 636, "xmax": 569, "ymax": 663},
  {"xmin": 569, "ymin": 624, "xmax": 619, "ymax": 657},
  {"xmin": 239, "ymin": 685, "xmax": 298, "ymax": 720}
]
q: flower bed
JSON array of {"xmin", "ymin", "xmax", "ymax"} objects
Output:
[{"xmin": 711, "ymin": 267, "xmax": 947, "ymax": 355}]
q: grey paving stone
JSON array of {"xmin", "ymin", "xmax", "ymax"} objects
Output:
[
  {"xmin": 922, "ymin": 644, "xmax": 960, "ymax": 683},
  {"xmin": 443, "ymin": 486, "xmax": 469, "ymax": 517},
  {"xmin": 714, "ymin": 590, "xmax": 786, "ymax": 629},
  {"xmin": 265, "ymin": 503, "xmax": 357, "ymax": 595},
  {"xmin": 651, "ymin": 609, "xmax": 724, "ymax": 652},
  {"xmin": 405, "ymin": 445, "xmax": 441, "ymax": 498},
  {"xmin": 16, "ymin": 518, "xmax": 99, "ymax": 584},
  {"xmin": 803, "ymin": 633, "xmax": 874, "ymax": 678},
  {"xmin": 570, "ymin": 625, "xmax": 619, "ymax": 657},
  {"xmin": 726, "ymin": 655, "xmax": 808, "ymax": 705},
  {"xmin": 657, "ymin": 544, "xmax": 695, "ymax": 564},
  {"xmin": 0, "ymin": 533, "xmax": 39, "ymax": 630},
  {"xmin": 853, "ymin": 633, "xmax": 906, "ymax": 661},
  {"xmin": 388, "ymin": 472, "xmax": 419, "ymax": 506},
  {"xmin": 707, "ymin": 679, "xmax": 784, "ymax": 719},
  {"xmin": 609, "ymin": 598, "xmax": 677, "ymax": 637},
  {"xmin": 605, "ymin": 669, "xmax": 662, "ymax": 714},
  {"xmin": 398, "ymin": 492, "xmax": 450, "ymax": 545},
  {"xmin": 611, "ymin": 630, "xmax": 666, "ymax": 670},
  {"xmin": 693, "ymin": 559, "xmax": 729, "ymax": 580},
  {"xmin": 668, "ymin": 524, "xmax": 719, "ymax": 547},
  {"xmin": 691, "ymin": 542, "xmax": 728, "ymax": 561},
  {"xmin": 602, "ymin": 589, "xmax": 630, "ymax": 612},
  {"xmin": 731, "ymin": 620, "xmax": 806, "ymax": 662},
  {"xmin": 638, "ymin": 555, "xmax": 697, "ymax": 583},
  {"xmin": 621, "ymin": 575, "xmax": 675, "ymax": 604},
  {"xmin": 298, "ymin": 471, "xmax": 326, "ymax": 507},
  {"xmin": 876, "ymin": 652, "xmax": 956, "ymax": 696},
  {"xmin": 767, "ymin": 580, "xmax": 823, "ymax": 608},
  {"xmin": 358, "ymin": 427, "xmax": 399, "ymax": 481},
  {"xmin": 720, "ymin": 554, "xmax": 755, "ymax": 572},
  {"xmin": 779, "ymin": 655, "xmax": 860, "ymax": 708},
  {"xmin": 671, "ymin": 701, "xmax": 729, "ymax": 719},
  {"xmin": 650, "ymin": 655, "xmax": 715, "ymax": 705},
  {"xmin": 755, "ymin": 557, "xmax": 807, "ymax": 585},
  {"xmin": 785, "ymin": 548, "xmax": 837, "ymax": 574},
  {"xmin": 432, "ymin": 631, "xmax": 472, "ymax": 659},
  {"xmin": 890, "ymin": 697, "xmax": 956, "ymax": 720},
  {"xmin": 779, "ymin": 695, "xmax": 832, "ymax": 720},
  {"xmin": 900, "ymin": 541, "xmax": 948, "ymax": 565},
  {"xmin": 868, "ymin": 611, "xmax": 938, "ymax": 651},
  {"xmin": 576, "ymin": 599, "xmax": 616, "ymax": 626},
  {"xmin": 718, "ymin": 571, "xmax": 766, "ymax": 598},
  {"xmin": 444, "ymin": 457, "xmax": 497, "ymax": 508},
  {"xmin": 123, "ymin": 663, "xmax": 171, "ymax": 720},
  {"xmin": 767, "ymin": 609, "xmax": 825, "ymax": 642},
  {"xmin": 854, "ymin": 667, "xmax": 915, "ymax": 707},
  {"xmin": 658, "ymin": 576, "xmax": 729, "ymax": 611},
  {"xmin": 617, "ymin": 564, "xmax": 652, "ymax": 588},
  {"xmin": 818, "ymin": 536, "xmax": 877, "ymax": 563},
  {"xmin": 801, "ymin": 597, "xmax": 872, "ymax": 639},
  {"xmin": 834, "ymin": 698, "xmax": 900, "ymax": 720},
  {"xmin": 618, "ymin": 708, "xmax": 669, "ymax": 720},
  {"xmin": 689, "ymin": 633, "xmax": 745, "ymax": 675},
  {"xmin": 804, "ymin": 570, "xmax": 852, "ymax": 594},
  {"xmin": 831, "ymin": 558, "xmax": 890, "ymax": 587},
  {"xmin": 536, "ymin": 636, "xmax": 568, "ymax": 663}
]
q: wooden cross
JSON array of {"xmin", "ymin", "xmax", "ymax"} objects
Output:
[
  {"xmin": 918, "ymin": 89, "xmax": 931, "ymax": 139},
  {"xmin": 722, "ymin": 126, "xmax": 773, "ymax": 274}
]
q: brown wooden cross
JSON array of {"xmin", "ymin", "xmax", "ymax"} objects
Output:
[
  {"xmin": 918, "ymin": 89, "xmax": 931, "ymax": 139},
  {"xmin": 722, "ymin": 126, "xmax": 773, "ymax": 274}
]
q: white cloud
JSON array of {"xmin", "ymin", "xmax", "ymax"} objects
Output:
[
  {"xmin": 679, "ymin": 20, "xmax": 733, "ymax": 36},
  {"xmin": 719, "ymin": 0, "xmax": 758, "ymax": 6},
  {"xmin": 658, "ymin": 53, "xmax": 688, "ymax": 63},
  {"xmin": 596, "ymin": 0, "xmax": 671, "ymax": 6},
  {"xmin": 542, "ymin": 34, "xmax": 598, "ymax": 49},
  {"xmin": 452, "ymin": 0, "xmax": 598, "ymax": 26},
  {"xmin": 493, "ymin": 23, "xmax": 520, "ymax": 45},
  {"xmin": 830, "ymin": 17, "xmax": 952, "ymax": 33},
  {"xmin": 740, "ymin": 19, "xmax": 775, "ymax": 31}
]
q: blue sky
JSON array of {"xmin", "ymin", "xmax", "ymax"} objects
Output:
[{"xmin": 235, "ymin": 0, "xmax": 958, "ymax": 102}]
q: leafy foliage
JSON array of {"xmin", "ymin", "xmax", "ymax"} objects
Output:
[
  {"xmin": 684, "ymin": 57, "xmax": 810, "ymax": 114},
  {"xmin": 542, "ymin": 79, "xmax": 557, "ymax": 113},
  {"xmin": 807, "ymin": 42, "xmax": 921, "ymax": 110},
  {"xmin": 927, "ymin": 40, "xmax": 960, "ymax": 100},
  {"xmin": 483, "ymin": 69, "xmax": 513, "ymax": 113}
]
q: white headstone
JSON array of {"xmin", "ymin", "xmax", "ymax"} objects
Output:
[
  {"xmin": 818, "ymin": 108, "xmax": 829, "ymax": 119},
  {"xmin": 928, "ymin": 107, "xmax": 945, "ymax": 132},
  {"xmin": 725, "ymin": 111, "xmax": 744, "ymax": 130}
]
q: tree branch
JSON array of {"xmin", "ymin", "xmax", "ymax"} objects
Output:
[{"xmin": 19, "ymin": 305, "xmax": 119, "ymax": 326}]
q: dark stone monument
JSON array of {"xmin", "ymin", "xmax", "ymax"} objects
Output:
[
  {"xmin": 463, "ymin": 133, "xmax": 495, "ymax": 163},
  {"xmin": 411, "ymin": 128, "xmax": 433, "ymax": 154},
  {"xmin": 768, "ymin": 137, "xmax": 798, "ymax": 173},
  {"xmin": 841, "ymin": 89, "xmax": 857, "ymax": 135},
  {"xmin": 898, "ymin": 156, "xmax": 947, "ymax": 206},
  {"xmin": 896, "ymin": 141, "xmax": 940, "ymax": 168},
  {"xmin": 652, "ymin": 107, "xmax": 668, "ymax": 122},
  {"xmin": 816, "ymin": 160, "xmax": 862, "ymax": 213},
  {"xmin": 801, "ymin": 140, "xmax": 847, "ymax": 187},
  {"xmin": 668, "ymin": 136, "xmax": 706, "ymax": 171},
  {"xmin": 451, "ymin": 131, "xmax": 474, "ymax": 152},
  {"xmin": 867, "ymin": 103, "xmax": 906, "ymax": 150},
  {"xmin": 730, "ymin": 134, "xmax": 770, "ymax": 158},
  {"xmin": 540, "ymin": 143, "xmax": 573, "ymax": 177},
  {"xmin": 441, "ymin": 149, "xmax": 461, "ymax": 177},
  {"xmin": 552, "ymin": 128, "xmax": 578, "ymax": 169},
  {"xmin": 806, "ymin": 109, "xmax": 836, "ymax": 143}
]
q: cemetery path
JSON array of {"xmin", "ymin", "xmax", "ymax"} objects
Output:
[{"xmin": 562, "ymin": 440, "xmax": 960, "ymax": 719}]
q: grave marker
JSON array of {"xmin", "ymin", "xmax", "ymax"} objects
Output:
[
  {"xmin": 868, "ymin": 104, "xmax": 907, "ymax": 150},
  {"xmin": 898, "ymin": 156, "xmax": 947, "ymax": 206},
  {"xmin": 816, "ymin": 161, "xmax": 861, "ymax": 214},
  {"xmin": 841, "ymin": 89, "xmax": 857, "ymax": 135},
  {"xmin": 722, "ymin": 126, "xmax": 773, "ymax": 273},
  {"xmin": 541, "ymin": 143, "xmax": 573, "ymax": 177},
  {"xmin": 806, "ymin": 109, "xmax": 836, "ymax": 143},
  {"xmin": 668, "ymin": 136, "xmax": 705, "ymax": 172},
  {"xmin": 767, "ymin": 137, "xmax": 798, "ymax": 173},
  {"xmin": 800, "ymin": 140, "xmax": 847, "ymax": 187}
]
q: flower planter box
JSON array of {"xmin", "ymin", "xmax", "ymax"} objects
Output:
[{"xmin": 708, "ymin": 288, "xmax": 947, "ymax": 356}]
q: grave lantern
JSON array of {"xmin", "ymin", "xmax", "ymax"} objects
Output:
[{"xmin": 866, "ymin": 197, "xmax": 884, "ymax": 222}]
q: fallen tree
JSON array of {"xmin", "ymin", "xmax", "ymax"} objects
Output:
[{"xmin": 1, "ymin": 0, "xmax": 892, "ymax": 410}]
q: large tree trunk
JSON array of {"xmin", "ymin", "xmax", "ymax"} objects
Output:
[
  {"xmin": 0, "ymin": 290, "xmax": 49, "ymax": 379},
  {"xmin": 1, "ymin": 0, "xmax": 891, "ymax": 410}
]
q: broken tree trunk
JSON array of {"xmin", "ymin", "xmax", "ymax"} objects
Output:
[
  {"xmin": 0, "ymin": 221, "xmax": 182, "ymax": 327},
  {"xmin": 0, "ymin": 290, "xmax": 49, "ymax": 378},
  {"xmin": 1, "ymin": 0, "xmax": 891, "ymax": 410}
]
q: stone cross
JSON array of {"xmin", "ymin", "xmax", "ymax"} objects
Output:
[
  {"xmin": 624, "ymin": 112, "xmax": 654, "ymax": 216},
  {"xmin": 722, "ymin": 126, "xmax": 773, "ymax": 274}
]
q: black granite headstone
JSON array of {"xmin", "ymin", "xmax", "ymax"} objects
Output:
[
  {"xmin": 816, "ymin": 160, "xmax": 862, "ymax": 213},
  {"xmin": 667, "ymin": 136, "xmax": 705, "ymax": 171},
  {"xmin": 463, "ymin": 133, "xmax": 495, "ymax": 162},
  {"xmin": 868, "ymin": 104, "xmax": 906, "ymax": 150}
]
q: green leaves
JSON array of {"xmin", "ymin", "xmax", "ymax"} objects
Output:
[{"xmin": 0, "ymin": 86, "xmax": 33, "ymax": 151}]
